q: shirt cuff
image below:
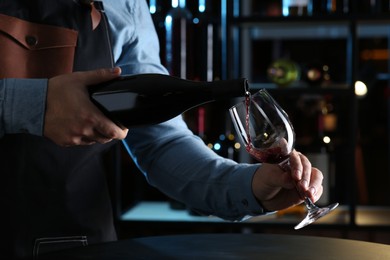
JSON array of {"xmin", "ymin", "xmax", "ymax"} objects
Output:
[
  {"xmin": 3, "ymin": 78, "xmax": 47, "ymax": 136},
  {"xmin": 230, "ymin": 163, "xmax": 276, "ymax": 219}
]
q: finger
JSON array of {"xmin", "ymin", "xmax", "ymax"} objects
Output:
[
  {"xmin": 297, "ymin": 153, "xmax": 312, "ymax": 191},
  {"xmin": 288, "ymin": 150, "xmax": 304, "ymax": 180},
  {"xmin": 288, "ymin": 151, "xmax": 313, "ymax": 193},
  {"xmin": 71, "ymin": 127, "xmax": 126, "ymax": 146},
  {"xmin": 306, "ymin": 167, "xmax": 324, "ymax": 202},
  {"xmin": 94, "ymin": 119, "xmax": 128, "ymax": 141},
  {"xmin": 264, "ymin": 164, "xmax": 295, "ymax": 190},
  {"xmin": 60, "ymin": 136, "xmax": 95, "ymax": 147},
  {"xmin": 83, "ymin": 97, "xmax": 128, "ymax": 140},
  {"xmin": 76, "ymin": 67, "xmax": 122, "ymax": 86},
  {"xmin": 92, "ymin": 129, "xmax": 114, "ymax": 144},
  {"xmin": 80, "ymin": 136, "xmax": 97, "ymax": 146}
]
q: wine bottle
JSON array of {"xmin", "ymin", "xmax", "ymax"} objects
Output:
[
  {"xmin": 193, "ymin": 0, "xmax": 220, "ymax": 81},
  {"xmin": 164, "ymin": 0, "xmax": 193, "ymax": 79},
  {"xmin": 252, "ymin": 1, "xmax": 283, "ymax": 17},
  {"xmin": 267, "ymin": 59, "xmax": 301, "ymax": 87},
  {"xmin": 357, "ymin": 0, "xmax": 382, "ymax": 14},
  {"xmin": 148, "ymin": 0, "xmax": 169, "ymax": 32},
  {"xmin": 282, "ymin": 0, "xmax": 311, "ymax": 16},
  {"xmin": 89, "ymin": 73, "xmax": 248, "ymax": 127},
  {"xmin": 302, "ymin": 62, "xmax": 327, "ymax": 87},
  {"xmin": 311, "ymin": 99, "xmax": 333, "ymax": 206},
  {"xmin": 326, "ymin": 0, "xmax": 350, "ymax": 14}
]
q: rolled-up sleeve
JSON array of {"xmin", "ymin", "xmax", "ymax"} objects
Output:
[
  {"xmin": 123, "ymin": 117, "xmax": 267, "ymax": 221},
  {"xmin": 104, "ymin": 0, "xmax": 168, "ymax": 75},
  {"xmin": 0, "ymin": 78, "xmax": 47, "ymax": 138}
]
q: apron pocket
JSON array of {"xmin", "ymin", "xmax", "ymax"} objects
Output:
[{"xmin": 0, "ymin": 14, "xmax": 78, "ymax": 78}]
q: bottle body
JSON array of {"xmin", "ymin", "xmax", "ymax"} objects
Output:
[
  {"xmin": 165, "ymin": 1, "xmax": 193, "ymax": 79},
  {"xmin": 267, "ymin": 59, "xmax": 301, "ymax": 87},
  {"xmin": 302, "ymin": 61, "xmax": 331, "ymax": 87},
  {"xmin": 89, "ymin": 74, "xmax": 248, "ymax": 127},
  {"xmin": 283, "ymin": 0, "xmax": 311, "ymax": 16}
]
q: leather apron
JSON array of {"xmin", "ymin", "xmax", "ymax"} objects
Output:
[{"xmin": 0, "ymin": 1, "xmax": 117, "ymax": 258}]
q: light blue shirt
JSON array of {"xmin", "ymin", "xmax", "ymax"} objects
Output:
[{"xmin": 0, "ymin": 0, "xmax": 265, "ymax": 220}]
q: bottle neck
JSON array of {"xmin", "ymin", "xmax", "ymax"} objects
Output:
[{"xmin": 207, "ymin": 78, "xmax": 249, "ymax": 99}]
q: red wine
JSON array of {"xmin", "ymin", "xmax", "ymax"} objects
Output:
[
  {"xmin": 89, "ymin": 73, "xmax": 248, "ymax": 127},
  {"xmin": 246, "ymin": 144, "xmax": 289, "ymax": 164},
  {"xmin": 244, "ymin": 93, "xmax": 289, "ymax": 164},
  {"xmin": 245, "ymin": 93, "xmax": 251, "ymax": 143}
]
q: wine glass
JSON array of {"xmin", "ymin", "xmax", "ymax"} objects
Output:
[{"xmin": 229, "ymin": 89, "xmax": 339, "ymax": 229}]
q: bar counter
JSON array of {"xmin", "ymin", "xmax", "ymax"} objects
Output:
[{"xmin": 40, "ymin": 233, "xmax": 390, "ymax": 259}]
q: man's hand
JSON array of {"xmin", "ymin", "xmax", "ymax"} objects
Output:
[
  {"xmin": 251, "ymin": 150, "xmax": 324, "ymax": 212},
  {"xmin": 44, "ymin": 67, "xmax": 128, "ymax": 146}
]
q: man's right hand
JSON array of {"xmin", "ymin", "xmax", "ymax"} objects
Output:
[{"xmin": 44, "ymin": 67, "xmax": 128, "ymax": 146}]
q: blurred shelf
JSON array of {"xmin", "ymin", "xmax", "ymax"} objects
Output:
[
  {"xmin": 249, "ymin": 83, "xmax": 352, "ymax": 93},
  {"xmin": 244, "ymin": 22, "xmax": 350, "ymax": 40},
  {"xmin": 355, "ymin": 206, "xmax": 390, "ymax": 227},
  {"xmin": 232, "ymin": 15, "xmax": 390, "ymax": 24},
  {"xmin": 121, "ymin": 201, "xmax": 390, "ymax": 228},
  {"xmin": 121, "ymin": 201, "xmax": 222, "ymax": 223},
  {"xmin": 231, "ymin": 17, "xmax": 390, "ymax": 39},
  {"xmin": 224, "ymin": 1, "xmax": 368, "ymax": 228}
]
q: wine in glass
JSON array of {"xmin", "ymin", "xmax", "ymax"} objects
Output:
[{"xmin": 229, "ymin": 89, "xmax": 338, "ymax": 229}]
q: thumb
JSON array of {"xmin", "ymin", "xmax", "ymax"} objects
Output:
[{"xmin": 78, "ymin": 67, "xmax": 122, "ymax": 86}]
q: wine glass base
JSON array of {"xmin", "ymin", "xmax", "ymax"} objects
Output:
[{"xmin": 294, "ymin": 202, "xmax": 339, "ymax": 230}]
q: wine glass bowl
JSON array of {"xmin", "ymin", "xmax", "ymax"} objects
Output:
[
  {"xmin": 229, "ymin": 89, "xmax": 339, "ymax": 229},
  {"xmin": 230, "ymin": 89, "xmax": 294, "ymax": 164}
]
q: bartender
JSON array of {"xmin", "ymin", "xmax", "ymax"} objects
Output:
[{"xmin": 0, "ymin": 0, "xmax": 323, "ymax": 258}]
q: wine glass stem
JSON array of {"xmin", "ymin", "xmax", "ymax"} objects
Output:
[
  {"xmin": 304, "ymin": 197, "xmax": 318, "ymax": 211},
  {"xmin": 279, "ymin": 159, "xmax": 318, "ymax": 211}
]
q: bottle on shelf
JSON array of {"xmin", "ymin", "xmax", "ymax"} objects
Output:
[
  {"xmin": 89, "ymin": 73, "xmax": 248, "ymax": 128},
  {"xmin": 267, "ymin": 59, "xmax": 301, "ymax": 87},
  {"xmin": 164, "ymin": 0, "xmax": 194, "ymax": 79},
  {"xmin": 356, "ymin": 0, "xmax": 389, "ymax": 14},
  {"xmin": 207, "ymin": 111, "xmax": 241, "ymax": 161},
  {"xmin": 306, "ymin": 109, "xmax": 331, "ymax": 206},
  {"xmin": 177, "ymin": 0, "xmax": 223, "ymax": 149},
  {"xmin": 282, "ymin": 0, "xmax": 311, "ymax": 16},
  {"xmin": 252, "ymin": 1, "xmax": 283, "ymax": 17},
  {"xmin": 322, "ymin": 0, "xmax": 350, "ymax": 14},
  {"xmin": 291, "ymin": 0, "xmax": 350, "ymax": 16},
  {"xmin": 148, "ymin": 0, "xmax": 170, "ymax": 24},
  {"xmin": 192, "ymin": 0, "xmax": 220, "ymax": 82},
  {"xmin": 302, "ymin": 61, "xmax": 331, "ymax": 87},
  {"xmin": 295, "ymin": 96, "xmax": 334, "ymax": 206}
]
